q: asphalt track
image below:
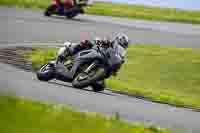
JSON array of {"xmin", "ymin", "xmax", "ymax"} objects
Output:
[
  {"xmin": 1, "ymin": 6, "xmax": 200, "ymax": 133},
  {"xmin": 1, "ymin": 6, "xmax": 200, "ymax": 47}
]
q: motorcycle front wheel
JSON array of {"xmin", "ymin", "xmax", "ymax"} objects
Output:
[
  {"xmin": 36, "ymin": 63, "xmax": 55, "ymax": 81},
  {"xmin": 72, "ymin": 65, "xmax": 106, "ymax": 91},
  {"xmin": 91, "ymin": 81, "xmax": 105, "ymax": 92},
  {"xmin": 65, "ymin": 6, "xmax": 83, "ymax": 19}
]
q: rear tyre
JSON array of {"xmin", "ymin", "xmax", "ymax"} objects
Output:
[
  {"xmin": 72, "ymin": 66, "xmax": 106, "ymax": 89},
  {"xmin": 36, "ymin": 64, "xmax": 55, "ymax": 81},
  {"xmin": 44, "ymin": 6, "xmax": 54, "ymax": 17}
]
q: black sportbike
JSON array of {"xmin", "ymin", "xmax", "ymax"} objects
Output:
[{"xmin": 36, "ymin": 43, "xmax": 126, "ymax": 92}]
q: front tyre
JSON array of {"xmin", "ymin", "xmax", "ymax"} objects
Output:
[
  {"xmin": 44, "ymin": 6, "xmax": 54, "ymax": 16},
  {"xmin": 91, "ymin": 81, "xmax": 105, "ymax": 92},
  {"xmin": 36, "ymin": 64, "xmax": 55, "ymax": 81},
  {"xmin": 44, "ymin": 10, "xmax": 51, "ymax": 16},
  {"xmin": 65, "ymin": 6, "xmax": 82, "ymax": 19},
  {"xmin": 66, "ymin": 12, "xmax": 78, "ymax": 19},
  {"xmin": 72, "ymin": 66, "xmax": 106, "ymax": 89}
]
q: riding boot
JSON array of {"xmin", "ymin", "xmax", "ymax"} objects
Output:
[{"xmin": 55, "ymin": 63, "xmax": 73, "ymax": 82}]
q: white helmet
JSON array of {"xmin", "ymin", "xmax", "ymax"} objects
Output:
[
  {"xmin": 93, "ymin": 37, "xmax": 102, "ymax": 46},
  {"xmin": 63, "ymin": 41, "xmax": 72, "ymax": 47},
  {"xmin": 114, "ymin": 33, "xmax": 129, "ymax": 49}
]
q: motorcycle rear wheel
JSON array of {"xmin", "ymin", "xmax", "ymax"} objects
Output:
[
  {"xmin": 37, "ymin": 63, "xmax": 55, "ymax": 81},
  {"xmin": 44, "ymin": 5, "xmax": 54, "ymax": 16}
]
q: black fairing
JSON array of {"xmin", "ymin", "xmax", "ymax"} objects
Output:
[
  {"xmin": 70, "ymin": 48, "xmax": 108, "ymax": 79},
  {"xmin": 54, "ymin": 44, "xmax": 125, "ymax": 82},
  {"xmin": 71, "ymin": 44, "xmax": 125, "ymax": 78}
]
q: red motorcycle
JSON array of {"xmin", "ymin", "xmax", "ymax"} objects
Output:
[{"xmin": 44, "ymin": 0, "xmax": 93, "ymax": 19}]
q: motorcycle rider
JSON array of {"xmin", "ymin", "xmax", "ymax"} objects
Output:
[
  {"xmin": 61, "ymin": 37, "xmax": 113, "ymax": 59},
  {"xmin": 53, "ymin": 0, "xmax": 93, "ymax": 14},
  {"xmin": 57, "ymin": 34, "xmax": 129, "ymax": 79},
  {"xmin": 54, "ymin": 0, "xmax": 74, "ymax": 10},
  {"xmin": 52, "ymin": 0, "xmax": 74, "ymax": 15}
]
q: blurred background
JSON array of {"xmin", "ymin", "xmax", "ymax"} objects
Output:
[{"xmin": 97, "ymin": 0, "xmax": 200, "ymax": 10}]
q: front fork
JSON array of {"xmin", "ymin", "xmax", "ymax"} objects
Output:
[{"xmin": 84, "ymin": 62, "xmax": 96, "ymax": 73}]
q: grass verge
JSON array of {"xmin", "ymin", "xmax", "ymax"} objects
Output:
[
  {"xmin": 0, "ymin": 0, "xmax": 51, "ymax": 10},
  {"xmin": 1, "ymin": 0, "xmax": 200, "ymax": 24},
  {"xmin": 24, "ymin": 44, "xmax": 200, "ymax": 110},
  {"xmin": 0, "ymin": 96, "xmax": 170, "ymax": 133},
  {"xmin": 85, "ymin": 2, "xmax": 200, "ymax": 24}
]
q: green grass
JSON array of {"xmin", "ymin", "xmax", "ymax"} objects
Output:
[
  {"xmin": 0, "ymin": 0, "xmax": 51, "ymax": 9},
  {"xmin": 24, "ymin": 44, "xmax": 200, "ymax": 110},
  {"xmin": 85, "ymin": 2, "xmax": 200, "ymax": 24},
  {"xmin": 1, "ymin": 0, "xmax": 200, "ymax": 24},
  {"xmin": 0, "ymin": 96, "xmax": 170, "ymax": 133},
  {"xmin": 24, "ymin": 48, "xmax": 57, "ymax": 69}
]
